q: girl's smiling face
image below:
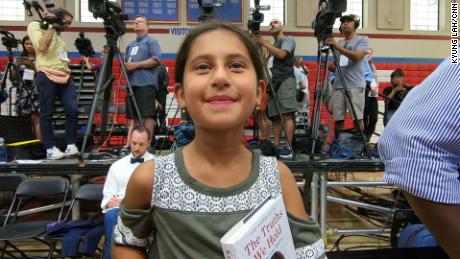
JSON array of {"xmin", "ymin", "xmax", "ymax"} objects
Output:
[{"xmin": 176, "ymin": 29, "xmax": 265, "ymax": 131}]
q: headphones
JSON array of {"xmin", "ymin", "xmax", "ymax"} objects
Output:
[
  {"xmin": 351, "ymin": 15, "xmax": 361, "ymax": 29},
  {"xmin": 340, "ymin": 14, "xmax": 360, "ymax": 30}
]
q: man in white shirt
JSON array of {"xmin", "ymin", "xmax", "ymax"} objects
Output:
[
  {"xmin": 101, "ymin": 125, "xmax": 154, "ymax": 259},
  {"xmin": 293, "ymin": 56, "xmax": 309, "ymax": 116}
]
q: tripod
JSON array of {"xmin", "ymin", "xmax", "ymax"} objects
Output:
[
  {"xmin": 79, "ymin": 44, "xmax": 143, "ymax": 162},
  {"xmin": 309, "ymin": 42, "xmax": 370, "ymax": 160},
  {"xmin": 0, "ymin": 48, "xmax": 20, "ymax": 114},
  {"xmin": 76, "ymin": 60, "xmax": 87, "ymax": 102}
]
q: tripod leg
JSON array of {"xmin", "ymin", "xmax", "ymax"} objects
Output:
[
  {"xmin": 310, "ymin": 50, "xmax": 331, "ymax": 159},
  {"xmin": 157, "ymin": 95, "xmax": 181, "ymax": 155},
  {"xmin": 116, "ymin": 51, "xmax": 143, "ymax": 125},
  {"xmin": 79, "ymin": 46, "xmax": 115, "ymax": 160},
  {"xmin": 1, "ymin": 63, "xmax": 15, "ymax": 115},
  {"xmin": 76, "ymin": 60, "xmax": 85, "ymax": 101},
  {"xmin": 270, "ymin": 89, "xmax": 295, "ymax": 151}
]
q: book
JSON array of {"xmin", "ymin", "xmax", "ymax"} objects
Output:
[{"xmin": 221, "ymin": 195, "xmax": 296, "ymax": 259}]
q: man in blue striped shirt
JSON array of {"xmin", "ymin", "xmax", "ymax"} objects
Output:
[{"xmin": 378, "ymin": 57, "xmax": 460, "ymax": 259}]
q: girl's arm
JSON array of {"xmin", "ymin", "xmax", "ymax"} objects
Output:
[
  {"xmin": 119, "ymin": 160, "xmax": 154, "ymax": 210},
  {"xmin": 112, "ymin": 246, "xmax": 147, "ymax": 259},
  {"xmin": 278, "ymin": 162, "xmax": 326, "ymax": 258},
  {"xmin": 112, "ymin": 160, "xmax": 155, "ymax": 259},
  {"xmin": 278, "ymin": 162, "xmax": 308, "ymax": 219}
]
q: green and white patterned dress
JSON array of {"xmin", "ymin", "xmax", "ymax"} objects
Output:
[{"xmin": 113, "ymin": 149, "xmax": 325, "ymax": 258}]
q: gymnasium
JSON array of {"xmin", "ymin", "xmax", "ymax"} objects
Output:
[{"xmin": 0, "ymin": 0, "xmax": 457, "ymax": 258}]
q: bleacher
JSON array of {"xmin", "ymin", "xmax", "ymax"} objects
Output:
[
  {"xmin": 303, "ymin": 61, "xmax": 439, "ymax": 98},
  {"xmin": 373, "ymin": 62, "xmax": 439, "ymax": 95}
]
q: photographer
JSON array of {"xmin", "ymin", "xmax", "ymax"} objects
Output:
[
  {"xmin": 382, "ymin": 69, "xmax": 413, "ymax": 125},
  {"xmin": 325, "ymin": 14, "xmax": 369, "ymax": 137},
  {"xmin": 256, "ymin": 18, "xmax": 297, "ymax": 159},
  {"xmin": 27, "ymin": 8, "xmax": 79, "ymax": 160}
]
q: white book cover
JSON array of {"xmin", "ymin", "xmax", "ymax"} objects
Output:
[{"xmin": 221, "ymin": 195, "xmax": 296, "ymax": 259}]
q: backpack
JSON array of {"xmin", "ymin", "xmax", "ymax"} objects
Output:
[
  {"xmin": 330, "ymin": 132, "xmax": 365, "ymax": 159},
  {"xmin": 157, "ymin": 63, "xmax": 169, "ymax": 94},
  {"xmin": 398, "ymin": 224, "xmax": 438, "ymax": 248}
]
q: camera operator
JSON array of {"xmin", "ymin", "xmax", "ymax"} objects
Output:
[
  {"xmin": 256, "ymin": 18, "xmax": 297, "ymax": 159},
  {"xmin": 123, "ymin": 16, "xmax": 162, "ymax": 152},
  {"xmin": 325, "ymin": 14, "xmax": 369, "ymax": 137},
  {"xmin": 27, "ymin": 8, "xmax": 79, "ymax": 160}
]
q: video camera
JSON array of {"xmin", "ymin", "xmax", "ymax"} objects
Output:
[
  {"xmin": 0, "ymin": 28, "xmax": 20, "ymax": 104},
  {"xmin": 75, "ymin": 32, "xmax": 96, "ymax": 57},
  {"xmin": 42, "ymin": 13, "xmax": 66, "ymax": 27},
  {"xmin": 247, "ymin": 0, "xmax": 270, "ymax": 35},
  {"xmin": 23, "ymin": 0, "xmax": 66, "ymax": 28},
  {"xmin": 88, "ymin": 0, "xmax": 128, "ymax": 46},
  {"xmin": 312, "ymin": 0, "xmax": 347, "ymax": 42},
  {"xmin": 197, "ymin": 0, "xmax": 222, "ymax": 22},
  {"xmin": 0, "ymin": 29, "xmax": 21, "ymax": 50}
]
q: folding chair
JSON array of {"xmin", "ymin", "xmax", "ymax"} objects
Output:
[
  {"xmin": 0, "ymin": 173, "xmax": 27, "ymax": 225},
  {"xmin": 383, "ymin": 99, "xmax": 395, "ymax": 127},
  {"xmin": 64, "ymin": 183, "xmax": 104, "ymax": 221},
  {"xmin": 48, "ymin": 184, "xmax": 105, "ymax": 258},
  {"xmin": 0, "ymin": 178, "xmax": 70, "ymax": 259}
]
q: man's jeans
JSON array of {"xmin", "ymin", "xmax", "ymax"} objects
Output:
[{"xmin": 36, "ymin": 72, "xmax": 78, "ymax": 149}]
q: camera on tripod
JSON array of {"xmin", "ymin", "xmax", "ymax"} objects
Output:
[
  {"xmin": 0, "ymin": 29, "xmax": 21, "ymax": 104},
  {"xmin": 197, "ymin": 0, "xmax": 222, "ymax": 22},
  {"xmin": 247, "ymin": 0, "xmax": 270, "ymax": 35},
  {"xmin": 0, "ymin": 29, "xmax": 21, "ymax": 50},
  {"xmin": 75, "ymin": 32, "xmax": 95, "ymax": 57},
  {"xmin": 312, "ymin": 0, "xmax": 347, "ymax": 41},
  {"xmin": 88, "ymin": 0, "xmax": 128, "ymax": 44}
]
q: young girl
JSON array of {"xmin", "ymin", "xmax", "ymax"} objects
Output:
[
  {"xmin": 11, "ymin": 35, "xmax": 41, "ymax": 140},
  {"xmin": 112, "ymin": 23, "xmax": 324, "ymax": 258}
]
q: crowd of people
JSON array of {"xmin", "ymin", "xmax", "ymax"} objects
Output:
[
  {"xmin": 2, "ymin": 6, "xmax": 456, "ymax": 259},
  {"xmin": 10, "ymin": 11, "xmax": 170, "ymax": 159},
  {"xmin": 7, "ymin": 8, "xmax": 413, "ymax": 161}
]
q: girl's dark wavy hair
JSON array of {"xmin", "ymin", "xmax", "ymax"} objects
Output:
[
  {"xmin": 174, "ymin": 22, "xmax": 266, "ymax": 85},
  {"xmin": 20, "ymin": 35, "xmax": 31, "ymax": 57}
]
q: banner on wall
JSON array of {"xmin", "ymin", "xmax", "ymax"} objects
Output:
[
  {"xmin": 186, "ymin": 0, "xmax": 242, "ymax": 23},
  {"xmin": 169, "ymin": 26, "xmax": 192, "ymax": 35},
  {"xmin": 122, "ymin": 0, "xmax": 180, "ymax": 22}
]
